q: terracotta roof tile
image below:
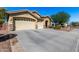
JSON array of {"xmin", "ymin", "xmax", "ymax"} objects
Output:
[{"xmin": 6, "ymin": 10, "xmax": 50, "ymax": 21}]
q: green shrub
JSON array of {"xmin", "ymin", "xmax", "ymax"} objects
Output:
[
  {"xmin": 52, "ymin": 25, "xmax": 61, "ymax": 29},
  {"xmin": 0, "ymin": 20, "xmax": 4, "ymax": 24}
]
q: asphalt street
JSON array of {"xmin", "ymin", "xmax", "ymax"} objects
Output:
[{"xmin": 12, "ymin": 29, "xmax": 79, "ymax": 52}]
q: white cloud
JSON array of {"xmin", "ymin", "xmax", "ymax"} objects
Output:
[{"xmin": 0, "ymin": 0, "xmax": 79, "ymax": 7}]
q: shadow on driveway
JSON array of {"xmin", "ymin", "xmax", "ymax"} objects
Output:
[{"xmin": 0, "ymin": 34, "xmax": 17, "ymax": 42}]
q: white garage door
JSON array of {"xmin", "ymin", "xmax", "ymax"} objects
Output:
[{"xmin": 15, "ymin": 20, "xmax": 36, "ymax": 30}]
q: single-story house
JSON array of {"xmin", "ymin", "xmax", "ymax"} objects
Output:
[{"xmin": 6, "ymin": 10, "xmax": 51, "ymax": 31}]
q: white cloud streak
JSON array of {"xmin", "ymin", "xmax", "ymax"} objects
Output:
[{"xmin": 0, "ymin": 0, "xmax": 79, "ymax": 7}]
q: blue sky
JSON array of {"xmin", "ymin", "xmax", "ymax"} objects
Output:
[{"xmin": 5, "ymin": 7, "xmax": 79, "ymax": 22}]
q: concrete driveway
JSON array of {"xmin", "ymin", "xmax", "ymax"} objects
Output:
[{"xmin": 12, "ymin": 29, "xmax": 79, "ymax": 52}]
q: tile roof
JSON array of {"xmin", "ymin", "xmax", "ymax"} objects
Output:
[{"xmin": 6, "ymin": 10, "xmax": 50, "ymax": 21}]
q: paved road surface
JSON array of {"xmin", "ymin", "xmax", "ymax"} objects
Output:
[{"xmin": 12, "ymin": 29, "xmax": 79, "ymax": 52}]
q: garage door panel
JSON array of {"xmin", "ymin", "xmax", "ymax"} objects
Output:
[{"xmin": 15, "ymin": 21, "xmax": 35, "ymax": 30}]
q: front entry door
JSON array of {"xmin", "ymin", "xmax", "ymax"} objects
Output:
[{"xmin": 45, "ymin": 21, "xmax": 48, "ymax": 28}]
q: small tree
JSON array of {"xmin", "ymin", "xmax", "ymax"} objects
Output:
[
  {"xmin": 0, "ymin": 8, "xmax": 7, "ymax": 25},
  {"xmin": 71, "ymin": 22, "xmax": 79, "ymax": 26},
  {"xmin": 51, "ymin": 11, "xmax": 70, "ymax": 26}
]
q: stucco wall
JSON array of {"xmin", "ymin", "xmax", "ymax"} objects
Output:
[
  {"xmin": 37, "ymin": 22, "xmax": 44, "ymax": 29},
  {"xmin": 8, "ymin": 16, "xmax": 13, "ymax": 31},
  {"xmin": 42, "ymin": 17, "xmax": 51, "ymax": 27},
  {"xmin": 8, "ymin": 16, "xmax": 13, "ymax": 24}
]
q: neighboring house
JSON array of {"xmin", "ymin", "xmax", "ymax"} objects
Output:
[{"xmin": 6, "ymin": 10, "xmax": 51, "ymax": 31}]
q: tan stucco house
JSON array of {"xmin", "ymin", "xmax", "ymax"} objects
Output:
[{"xmin": 6, "ymin": 10, "xmax": 51, "ymax": 31}]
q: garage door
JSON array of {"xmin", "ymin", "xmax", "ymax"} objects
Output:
[{"xmin": 15, "ymin": 20, "xmax": 36, "ymax": 30}]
